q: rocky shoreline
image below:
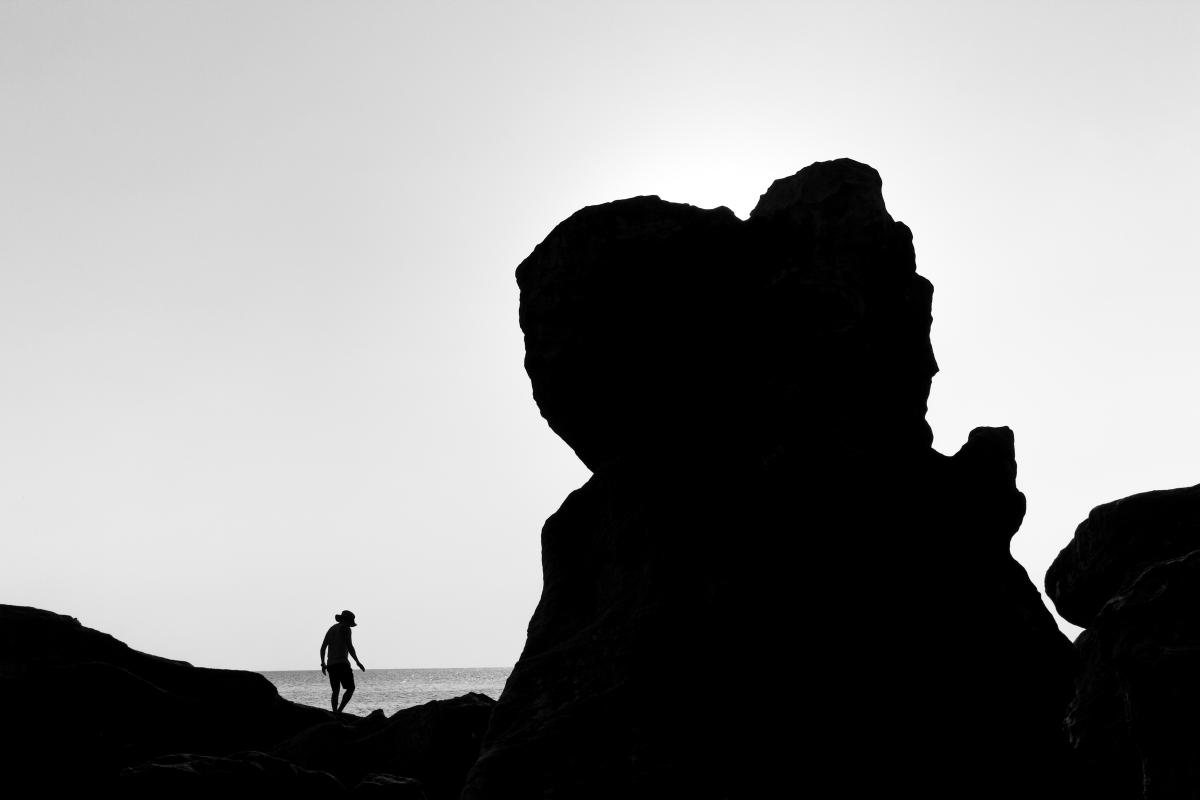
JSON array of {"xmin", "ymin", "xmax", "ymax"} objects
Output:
[
  {"xmin": 6, "ymin": 160, "xmax": 1200, "ymax": 798},
  {"xmin": 0, "ymin": 604, "xmax": 492, "ymax": 797}
]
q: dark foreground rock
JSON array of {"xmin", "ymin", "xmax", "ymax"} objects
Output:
[
  {"xmin": 120, "ymin": 751, "xmax": 345, "ymax": 797},
  {"xmin": 119, "ymin": 753, "xmax": 430, "ymax": 798},
  {"xmin": 0, "ymin": 605, "xmax": 490, "ymax": 798},
  {"xmin": 1048, "ymin": 486, "xmax": 1200, "ymax": 799},
  {"xmin": 352, "ymin": 773, "xmax": 429, "ymax": 798},
  {"xmin": 0, "ymin": 604, "xmax": 331, "ymax": 790},
  {"xmin": 273, "ymin": 692, "xmax": 494, "ymax": 799},
  {"xmin": 466, "ymin": 159, "xmax": 1078, "ymax": 799}
]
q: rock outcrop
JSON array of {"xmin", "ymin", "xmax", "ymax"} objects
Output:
[
  {"xmin": 0, "ymin": 605, "xmax": 492, "ymax": 797},
  {"xmin": 1047, "ymin": 483, "xmax": 1200, "ymax": 628},
  {"xmin": 1047, "ymin": 484, "xmax": 1200, "ymax": 799},
  {"xmin": 466, "ymin": 159, "xmax": 1077, "ymax": 798},
  {"xmin": 273, "ymin": 693, "xmax": 494, "ymax": 799},
  {"xmin": 1, "ymin": 604, "xmax": 330, "ymax": 790}
]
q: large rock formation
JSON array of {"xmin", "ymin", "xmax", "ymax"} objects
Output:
[
  {"xmin": 1047, "ymin": 484, "xmax": 1200, "ymax": 799},
  {"xmin": 466, "ymin": 159, "xmax": 1077, "ymax": 798}
]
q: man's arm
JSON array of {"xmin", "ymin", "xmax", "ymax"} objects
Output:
[
  {"xmin": 348, "ymin": 630, "xmax": 365, "ymax": 671},
  {"xmin": 320, "ymin": 629, "xmax": 330, "ymax": 675}
]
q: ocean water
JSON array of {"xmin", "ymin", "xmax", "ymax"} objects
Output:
[{"xmin": 260, "ymin": 667, "xmax": 511, "ymax": 716}]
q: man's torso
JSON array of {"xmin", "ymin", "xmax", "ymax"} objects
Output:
[{"xmin": 325, "ymin": 623, "xmax": 350, "ymax": 665}]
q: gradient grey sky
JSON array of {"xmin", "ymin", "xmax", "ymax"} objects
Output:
[{"xmin": 3, "ymin": 1, "xmax": 1197, "ymax": 669}]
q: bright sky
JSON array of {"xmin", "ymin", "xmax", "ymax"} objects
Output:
[{"xmin": 2, "ymin": 2, "xmax": 1197, "ymax": 670}]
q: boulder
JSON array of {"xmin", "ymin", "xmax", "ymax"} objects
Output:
[
  {"xmin": 466, "ymin": 160, "xmax": 1077, "ymax": 799},
  {"xmin": 274, "ymin": 692, "xmax": 494, "ymax": 800},
  {"xmin": 1046, "ymin": 482, "xmax": 1200, "ymax": 627},
  {"xmin": 517, "ymin": 158, "xmax": 936, "ymax": 473}
]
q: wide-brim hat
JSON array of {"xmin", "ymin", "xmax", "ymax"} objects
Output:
[{"xmin": 335, "ymin": 610, "xmax": 357, "ymax": 627}]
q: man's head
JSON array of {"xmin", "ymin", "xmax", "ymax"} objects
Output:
[{"xmin": 335, "ymin": 610, "xmax": 357, "ymax": 627}]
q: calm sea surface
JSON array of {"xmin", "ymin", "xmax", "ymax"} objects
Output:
[{"xmin": 260, "ymin": 667, "xmax": 511, "ymax": 716}]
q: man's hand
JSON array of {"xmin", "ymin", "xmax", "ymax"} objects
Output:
[
  {"xmin": 321, "ymin": 663, "xmax": 327, "ymax": 676},
  {"xmin": 356, "ymin": 660, "xmax": 365, "ymax": 672}
]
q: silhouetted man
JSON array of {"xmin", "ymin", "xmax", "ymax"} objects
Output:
[{"xmin": 320, "ymin": 610, "xmax": 365, "ymax": 713}]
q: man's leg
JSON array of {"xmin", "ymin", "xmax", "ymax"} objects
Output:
[
  {"xmin": 329, "ymin": 666, "xmax": 340, "ymax": 711},
  {"xmin": 337, "ymin": 670, "xmax": 356, "ymax": 713}
]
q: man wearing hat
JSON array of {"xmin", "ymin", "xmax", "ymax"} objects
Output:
[{"xmin": 320, "ymin": 610, "xmax": 366, "ymax": 713}]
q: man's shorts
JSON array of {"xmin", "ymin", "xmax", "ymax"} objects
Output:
[{"xmin": 328, "ymin": 662, "xmax": 355, "ymax": 692}]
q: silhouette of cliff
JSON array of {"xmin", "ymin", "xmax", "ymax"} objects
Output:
[
  {"xmin": 465, "ymin": 159, "xmax": 1077, "ymax": 798},
  {"xmin": 1048, "ymin": 484, "xmax": 1200, "ymax": 799}
]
